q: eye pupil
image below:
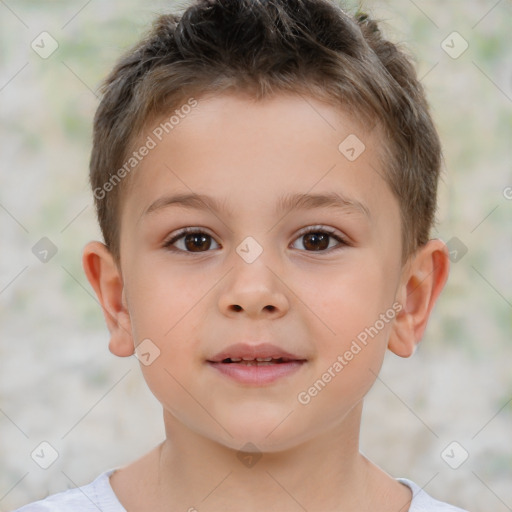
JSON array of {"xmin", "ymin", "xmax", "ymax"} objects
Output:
[
  {"xmin": 185, "ymin": 233, "xmax": 211, "ymax": 252},
  {"xmin": 303, "ymin": 232, "xmax": 329, "ymax": 251}
]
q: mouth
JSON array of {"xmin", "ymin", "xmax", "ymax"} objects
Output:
[
  {"xmin": 207, "ymin": 342, "xmax": 307, "ymax": 364},
  {"xmin": 206, "ymin": 343, "xmax": 307, "ymax": 385}
]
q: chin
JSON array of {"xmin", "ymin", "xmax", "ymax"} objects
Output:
[{"xmin": 213, "ymin": 411, "xmax": 311, "ymax": 453}]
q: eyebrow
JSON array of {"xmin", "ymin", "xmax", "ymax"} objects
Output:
[{"xmin": 143, "ymin": 191, "xmax": 370, "ymax": 219}]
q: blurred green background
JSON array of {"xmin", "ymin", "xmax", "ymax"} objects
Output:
[{"xmin": 1, "ymin": 1, "xmax": 511, "ymax": 510}]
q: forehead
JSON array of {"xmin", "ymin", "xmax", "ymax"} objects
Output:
[{"xmin": 122, "ymin": 91, "xmax": 393, "ymax": 227}]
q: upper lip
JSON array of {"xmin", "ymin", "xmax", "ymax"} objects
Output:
[{"xmin": 207, "ymin": 343, "xmax": 307, "ymax": 363}]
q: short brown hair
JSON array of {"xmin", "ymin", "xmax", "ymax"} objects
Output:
[{"xmin": 89, "ymin": 0, "xmax": 442, "ymax": 266}]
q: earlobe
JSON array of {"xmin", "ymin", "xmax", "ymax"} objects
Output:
[
  {"xmin": 388, "ymin": 239, "xmax": 450, "ymax": 358},
  {"xmin": 82, "ymin": 241, "xmax": 135, "ymax": 357}
]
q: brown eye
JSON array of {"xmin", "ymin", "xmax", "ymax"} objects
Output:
[
  {"xmin": 181, "ymin": 233, "xmax": 213, "ymax": 252},
  {"xmin": 164, "ymin": 226, "xmax": 347, "ymax": 254},
  {"xmin": 291, "ymin": 227, "xmax": 347, "ymax": 252},
  {"xmin": 302, "ymin": 232, "xmax": 330, "ymax": 251},
  {"xmin": 164, "ymin": 229, "xmax": 220, "ymax": 253}
]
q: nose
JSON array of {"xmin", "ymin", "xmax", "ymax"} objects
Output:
[{"xmin": 218, "ymin": 260, "xmax": 289, "ymax": 319}]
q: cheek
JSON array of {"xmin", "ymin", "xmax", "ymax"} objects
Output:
[
  {"xmin": 125, "ymin": 260, "xmax": 208, "ymax": 341},
  {"xmin": 314, "ymin": 258, "xmax": 396, "ymax": 334},
  {"xmin": 297, "ymin": 309, "xmax": 393, "ymax": 423},
  {"xmin": 127, "ymin": 274, "xmax": 204, "ymax": 416},
  {"xmin": 306, "ymin": 256, "xmax": 397, "ymax": 389},
  {"xmin": 124, "ymin": 266, "xmax": 208, "ymax": 407}
]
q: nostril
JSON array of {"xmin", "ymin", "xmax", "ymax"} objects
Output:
[{"xmin": 229, "ymin": 305, "xmax": 275, "ymax": 312}]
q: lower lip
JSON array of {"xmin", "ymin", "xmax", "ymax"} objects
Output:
[{"xmin": 207, "ymin": 361, "xmax": 306, "ymax": 385}]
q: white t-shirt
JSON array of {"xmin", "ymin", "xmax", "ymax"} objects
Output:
[{"xmin": 12, "ymin": 469, "xmax": 469, "ymax": 511}]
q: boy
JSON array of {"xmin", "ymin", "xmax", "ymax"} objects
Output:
[{"xmin": 15, "ymin": 0, "xmax": 468, "ymax": 510}]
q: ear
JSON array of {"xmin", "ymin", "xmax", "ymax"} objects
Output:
[
  {"xmin": 82, "ymin": 241, "xmax": 134, "ymax": 357},
  {"xmin": 388, "ymin": 238, "xmax": 450, "ymax": 357}
]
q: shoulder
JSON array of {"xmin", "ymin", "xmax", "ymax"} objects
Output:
[
  {"xmin": 398, "ymin": 478, "xmax": 469, "ymax": 512},
  {"xmin": 11, "ymin": 469, "xmax": 125, "ymax": 512}
]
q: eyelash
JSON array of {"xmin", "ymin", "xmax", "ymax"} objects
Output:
[{"xmin": 162, "ymin": 226, "xmax": 349, "ymax": 254}]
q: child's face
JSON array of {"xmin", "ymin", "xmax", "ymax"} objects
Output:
[{"xmin": 109, "ymin": 92, "xmax": 409, "ymax": 450}]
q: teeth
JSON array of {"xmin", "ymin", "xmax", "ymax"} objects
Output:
[
  {"xmin": 221, "ymin": 357, "xmax": 293, "ymax": 364},
  {"xmin": 234, "ymin": 357, "xmax": 276, "ymax": 362},
  {"xmin": 240, "ymin": 356, "xmax": 275, "ymax": 361}
]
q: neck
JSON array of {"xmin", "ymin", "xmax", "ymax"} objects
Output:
[
  {"xmin": 155, "ymin": 402, "xmax": 371, "ymax": 511},
  {"xmin": 110, "ymin": 401, "xmax": 412, "ymax": 511}
]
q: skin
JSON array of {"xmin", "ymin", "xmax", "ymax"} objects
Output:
[{"xmin": 83, "ymin": 91, "xmax": 450, "ymax": 511}]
